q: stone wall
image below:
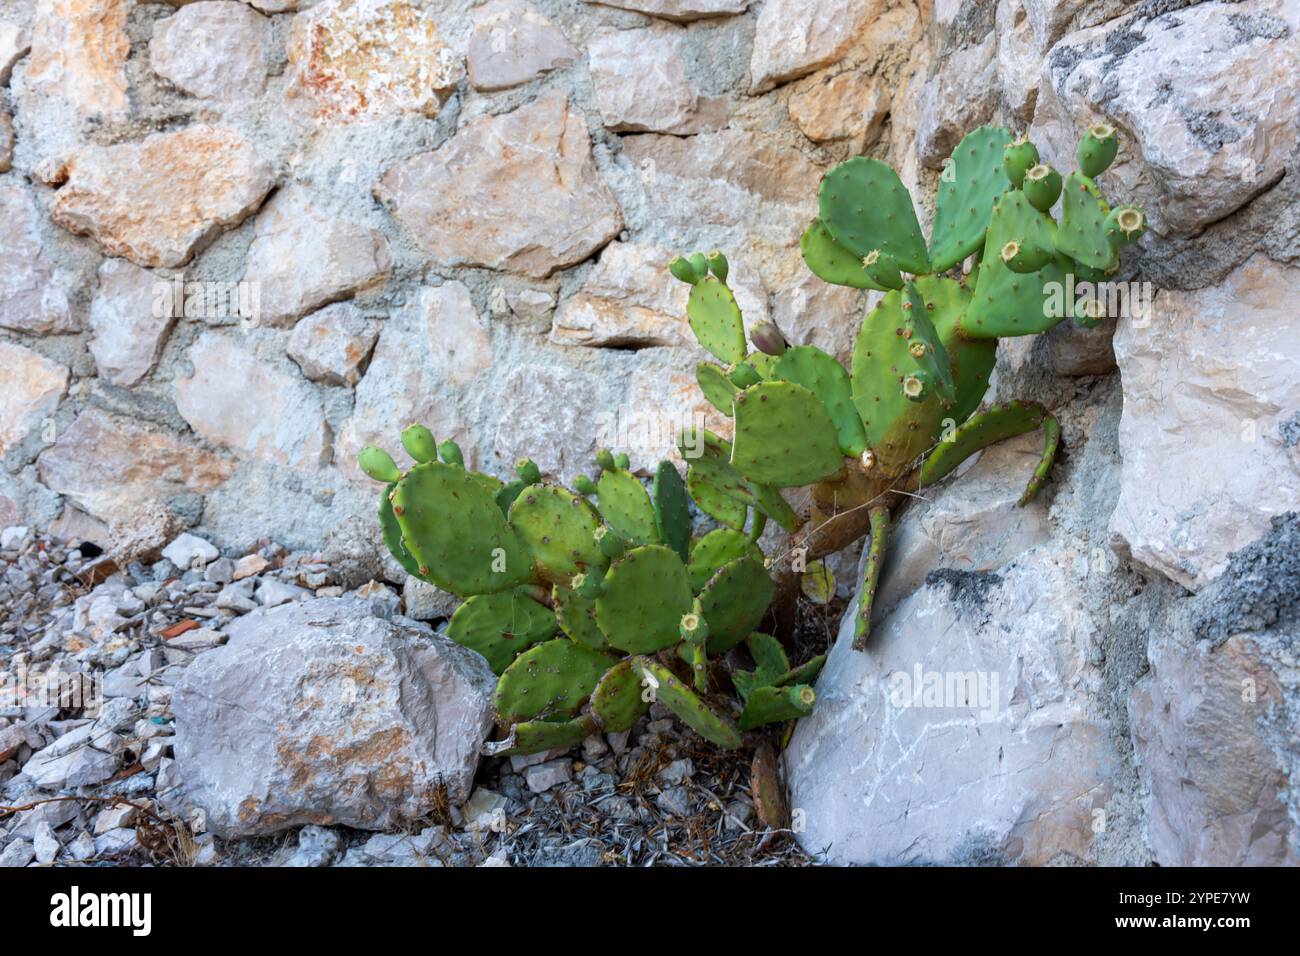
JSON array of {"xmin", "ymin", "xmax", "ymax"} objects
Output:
[{"xmin": 1, "ymin": 0, "xmax": 1298, "ymax": 865}]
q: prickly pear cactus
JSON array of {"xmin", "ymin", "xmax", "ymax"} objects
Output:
[
  {"xmin": 668, "ymin": 122, "xmax": 1142, "ymax": 650},
  {"xmin": 359, "ymin": 434, "xmax": 823, "ymax": 757}
]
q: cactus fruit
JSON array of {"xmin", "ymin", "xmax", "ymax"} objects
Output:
[
  {"xmin": 1078, "ymin": 122, "xmax": 1119, "ymax": 177},
  {"xmin": 1022, "ymin": 163, "xmax": 1062, "ymax": 212},
  {"xmin": 705, "ymin": 249, "xmax": 729, "ymax": 282},
  {"xmin": 359, "ymin": 446, "xmax": 401, "ymax": 483},
  {"xmin": 749, "ymin": 320, "xmax": 788, "ymax": 356},
  {"xmin": 1003, "ymin": 135, "xmax": 1039, "ymax": 188},
  {"xmin": 1105, "ymin": 206, "xmax": 1146, "ymax": 245},
  {"xmin": 437, "ymin": 439, "xmax": 464, "ymax": 468}
]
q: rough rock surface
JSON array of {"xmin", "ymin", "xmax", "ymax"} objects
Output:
[
  {"xmin": 467, "ymin": 0, "xmax": 577, "ymax": 92},
  {"xmin": 24, "ymin": 0, "xmax": 130, "ymax": 119},
  {"xmin": 88, "ymin": 259, "xmax": 177, "ymax": 388},
  {"xmin": 0, "ymin": 185, "xmax": 74, "ymax": 334},
  {"xmin": 0, "ymin": 342, "xmax": 68, "ymax": 457},
  {"xmin": 749, "ymin": 0, "xmax": 881, "ymax": 91},
  {"xmin": 588, "ymin": 27, "xmax": 703, "ymax": 134},
  {"xmin": 150, "ymin": 1, "xmax": 272, "ymax": 102},
  {"xmin": 286, "ymin": 303, "xmax": 380, "ymax": 387},
  {"xmin": 375, "ymin": 92, "xmax": 623, "ymax": 277},
  {"xmin": 43, "ymin": 126, "xmax": 275, "ymax": 268},
  {"xmin": 171, "ymin": 597, "xmax": 496, "ymax": 836}
]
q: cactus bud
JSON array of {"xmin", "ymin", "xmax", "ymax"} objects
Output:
[
  {"xmin": 687, "ymin": 252, "xmax": 709, "ymax": 282},
  {"xmin": 1000, "ymin": 238, "xmax": 1051, "ymax": 274},
  {"xmin": 669, "ymin": 255, "xmax": 699, "ymax": 285},
  {"xmin": 1078, "ymin": 122, "xmax": 1118, "ymax": 177},
  {"xmin": 705, "ymin": 249, "xmax": 729, "ymax": 283},
  {"xmin": 1003, "ymin": 135, "xmax": 1040, "ymax": 188},
  {"xmin": 400, "ymin": 424, "xmax": 438, "ymax": 463},
  {"xmin": 595, "ymin": 448, "xmax": 616, "ymax": 472},
  {"xmin": 515, "ymin": 457, "xmax": 541, "ymax": 485},
  {"xmin": 358, "ymin": 445, "xmax": 401, "ymax": 483},
  {"xmin": 901, "ymin": 370, "xmax": 933, "ymax": 403},
  {"xmin": 861, "ymin": 249, "xmax": 904, "ymax": 290},
  {"xmin": 1021, "ymin": 163, "xmax": 1063, "ymax": 212},
  {"xmin": 437, "ymin": 439, "xmax": 464, "ymax": 468},
  {"xmin": 749, "ymin": 320, "xmax": 787, "ymax": 356},
  {"xmin": 614, "ymin": 452, "xmax": 630, "ymax": 470},
  {"xmin": 729, "ymin": 362, "xmax": 762, "ymax": 389},
  {"xmin": 573, "ymin": 474, "xmax": 598, "ymax": 495},
  {"xmin": 1104, "ymin": 206, "xmax": 1145, "ymax": 245}
]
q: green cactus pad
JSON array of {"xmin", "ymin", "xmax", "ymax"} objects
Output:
[
  {"xmin": 515, "ymin": 458, "xmax": 541, "ymax": 485},
  {"xmin": 861, "ymin": 249, "xmax": 904, "ymax": 290},
  {"xmin": 728, "ymin": 361, "xmax": 762, "ymax": 389},
  {"xmin": 392, "ymin": 462, "xmax": 534, "ymax": 595},
  {"xmin": 494, "ymin": 479, "xmax": 527, "ymax": 517},
  {"xmin": 493, "ymin": 638, "xmax": 615, "ymax": 723},
  {"xmin": 731, "ymin": 381, "xmax": 844, "ymax": 487},
  {"xmin": 484, "ymin": 714, "xmax": 599, "ymax": 758},
  {"xmin": 746, "ymin": 631, "xmax": 790, "ymax": 685},
  {"xmin": 738, "ymin": 684, "xmax": 816, "ymax": 730},
  {"xmin": 930, "ymin": 125, "xmax": 1013, "ymax": 272},
  {"xmin": 902, "ymin": 281, "xmax": 956, "ymax": 406},
  {"xmin": 698, "ymin": 555, "xmax": 773, "ymax": 653},
  {"xmin": 696, "ymin": 362, "xmax": 738, "ymax": 416},
  {"xmin": 918, "ymin": 399, "xmax": 1053, "ymax": 491},
  {"xmin": 633, "ymin": 657, "xmax": 742, "ymax": 750},
  {"xmin": 401, "ymin": 425, "xmax": 438, "ymax": 464},
  {"xmin": 447, "ymin": 589, "xmax": 557, "ymax": 674},
  {"xmin": 744, "ymin": 351, "xmax": 781, "ymax": 380},
  {"xmin": 1055, "ymin": 172, "xmax": 1115, "ymax": 271},
  {"xmin": 359, "ymin": 446, "xmax": 401, "ymax": 483},
  {"xmin": 851, "ymin": 277, "xmax": 996, "ymax": 474},
  {"xmin": 961, "ymin": 192, "xmax": 1072, "ymax": 339},
  {"xmin": 687, "ymin": 528, "xmax": 763, "ymax": 591},
  {"xmin": 379, "ymin": 483, "xmax": 424, "ymax": 580},
  {"xmin": 653, "ymin": 461, "xmax": 692, "ymax": 563},
  {"xmin": 686, "ymin": 276, "xmax": 747, "ymax": 365},
  {"xmin": 773, "ymin": 345, "xmax": 868, "ymax": 457},
  {"xmin": 596, "ymin": 468, "xmax": 659, "ymax": 546},
  {"xmin": 799, "ymin": 218, "xmax": 883, "ymax": 290},
  {"xmin": 508, "ymin": 484, "xmax": 607, "ymax": 584},
  {"xmin": 685, "ymin": 470, "xmax": 748, "ymax": 530},
  {"xmin": 777, "ymin": 653, "xmax": 826, "ymax": 688},
  {"xmin": 552, "ymin": 584, "xmax": 609, "ymax": 650},
  {"xmin": 595, "ymin": 545, "xmax": 694, "ymax": 654},
  {"xmin": 680, "ymin": 428, "xmax": 799, "ymax": 531},
  {"xmin": 590, "ymin": 658, "xmax": 650, "ymax": 733},
  {"xmin": 819, "ymin": 157, "xmax": 929, "ymax": 273}
]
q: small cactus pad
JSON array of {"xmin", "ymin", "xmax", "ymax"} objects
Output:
[
  {"xmin": 493, "ymin": 639, "xmax": 615, "ymax": 723},
  {"xmin": 1056, "ymin": 172, "xmax": 1115, "ymax": 271},
  {"xmin": 633, "ymin": 658, "xmax": 742, "ymax": 750},
  {"xmin": 930, "ymin": 125, "xmax": 1013, "ymax": 272},
  {"xmin": 731, "ymin": 381, "xmax": 844, "ymax": 487},
  {"xmin": 653, "ymin": 461, "xmax": 692, "ymax": 563},
  {"xmin": 359, "ymin": 446, "xmax": 401, "ymax": 483},
  {"xmin": 818, "ymin": 157, "xmax": 929, "ymax": 273},
  {"xmin": 590, "ymin": 658, "xmax": 650, "ymax": 733},
  {"xmin": 392, "ymin": 462, "xmax": 534, "ymax": 596},
  {"xmin": 494, "ymin": 479, "xmax": 527, "ymax": 517},
  {"xmin": 800, "ymin": 218, "xmax": 884, "ymax": 290},
  {"xmin": 738, "ymin": 684, "xmax": 816, "ymax": 730},
  {"xmin": 508, "ymin": 484, "xmax": 606, "ymax": 584},
  {"xmin": 401, "ymin": 424, "xmax": 438, "ymax": 463},
  {"xmin": 596, "ymin": 468, "xmax": 659, "ymax": 546},
  {"xmin": 961, "ymin": 192, "xmax": 1072, "ymax": 339},
  {"xmin": 437, "ymin": 439, "xmax": 465, "ymax": 468},
  {"xmin": 595, "ymin": 545, "xmax": 694, "ymax": 654},
  {"xmin": 1077, "ymin": 122, "xmax": 1118, "ymax": 178},
  {"xmin": 699, "ymin": 556, "xmax": 774, "ymax": 653},
  {"xmin": 902, "ymin": 280, "xmax": 956, "ymax": 406},
  {"xmin": 484, "ymin": 715, "xmax": 599, "ymax": 758},
  {"xmin": 861, "ymin": 249, "xmax": 904, "ymax": 290},
  {"xmin": 746, "ymin": 631, "xmax": 790, "ymax": 685},
  {"xmin": 688, "ymin": 528, "xmax": 763, "ymax": 592},
  {"xmin": 552, "ymin": 584, "xmax": 609, "ymax": 650},
  {"xmin": 696, "ymin": 362, "xmax": 738, "ymax": 416},
  {"xmin": 686, "ymin": 276, "xmax": 747, "ymax": 365},
  {"xmin": 378, "ymin": 483, "xmax": 423, "ymax": 580},
  {"xmin": 447, "ymin": 589, "xmax": 557, "ymax": 674},
  {"xmin": 685, "ymin": 470, "xmax": 748, "ymax": 530},
  {"xmin": 918, "ymin": 399, "xmax": 1055, "ymax": 497},
  {"xmin": 773, "ymin": 345, "xmax": 869, "ymax": 457},
  {"xmin": 680, "ymin": 428, "xmax": 799, "ymax": 531}
]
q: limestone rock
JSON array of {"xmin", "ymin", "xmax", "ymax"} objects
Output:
[
  {"xmin": 550, "ymin": 241, "xmax": 766, "ymax": 349},
  {"xmin": 375, "ymin": 92, "xmax": 623, "ymax": 277},
  {"xmin": 150, "ymin": 1, "xmax": 272, "ymax": 102},
  {"xmin": 0, "ymin": 342, "xmax": 69, "ymax": 456},
  {"xmin": 0, "ymin": 184, "xmax": 75, "ymax": 334},
  {"xmin": 915, "ymin": 32, "xmax": 997, "ymax": 169},
  {"xmin": 175, "ymin": 333, "xmax": 332, "ymax": 469},
  {"xmin": 1033, "ymin": 1, "xmax": 1300, "ymax": 235},
  {"xmin": 620, "ymin": 355, "xmax": 734, "ymax": 473},
  {"xmin": 467, "ymin": 0, "xmax": 577, "ymax": 91},
  {"xmin": 286, "ymin": 302, "xmax": 380, "ymax": 387},
  {"xmin": 25, "ymin": 0, "xmax": 129, "ymax": 118},
  {"xmin": 171, "ymin": 597, "xmax": 497, "ymax": 836},
  {"xmin": 749, "ymin": 0, "xmax": 882, "ymax": 92},
  {"xmin": 1109, "ymin": 255, "xmax": 1300, "ymax": 590},
  {"xmin": 586, "ymin": 0, "xmax": 747, "ymax": 20},
  {"xmin": 588, "ymin": 27, "xmax": 701, "ymax": 134},
  {"xmin": 788, "ymin": 69, "xmax": 888, "ymax": 148},
  {"xmin": 418, "ymin": 282, "xmax": 493, "ymax": 386},
  {"xmin": 492, "ymin": 364, "xmax": 604, "ymax": 480},
  {"xmin": 44, "ymin": 125, "xmax": 275, "ymax": 268},
  {"xmin": 89, "ymin": 258, "xmax": 177, "ymax": 387},
  {"xmin": 38, "ymin": 409, "xmax": 234, "ymax": 522},
  {"xmin": 241, "ymin": 186, "xmax": 392, "ymax": 327},
  {"xmin": 287, "ymin": 0, "xmax": 464, "ymax": 122},
  {"xmin": 787, "ymin": 549, "xmax": 1117, "ymax": 865},
  {"xmin": 0, "ymin": 20, "xmax": 31, "ymax": 86},
  {"xmin": 0, "ymin": 110, "xmax": 12, "ymax": 172},
  {"xmin": 769, "ymin": 269, "xmax": 864, "ymax": 366}
]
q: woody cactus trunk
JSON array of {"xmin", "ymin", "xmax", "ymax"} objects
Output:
[{"xmin": 670, "ymin": 123, "xmax": 1143, "ymax": 648}]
